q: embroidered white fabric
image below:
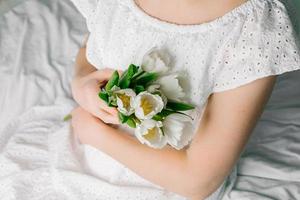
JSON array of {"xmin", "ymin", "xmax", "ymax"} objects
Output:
[{"xmin": 68, "ymin": 0, "xmax": 300, "ymax": 199}]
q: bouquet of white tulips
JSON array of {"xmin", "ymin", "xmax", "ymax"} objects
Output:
[{"xmin": 98, "ymin": 48, "xmax": 195, "ymax": 150}]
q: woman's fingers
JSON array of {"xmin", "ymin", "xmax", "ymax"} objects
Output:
[
  {"xmin": 84, "ymin": 67, "xmax": 123, "ymax": 124},
  {"xmin": 89, "ymin": 69, "xmax": 120, "ymax": 116},
  {"xmin": 93, "ymin": 108, "xmax": 119, "ymax": 124},
  {"xmin": 91, "ymin": 94, "xmax": 119, "ymax": 124},
  {"xmin": 93, "ymin": 91, "xmax": 119, "ymax": 116},
  {"xmin": 89, "ymin": 68, "xmax": 115, "ymax": 81},
  {"xmin": 104, "ymin": 107, "xmax": 118, "ymax": 117},
  {"xmin": 73, "ymin": 105, "xmax": 119, "ymax": 125}
]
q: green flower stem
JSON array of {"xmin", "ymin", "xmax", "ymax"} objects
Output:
[{"xmin": 132, "ymin": 115, "xmax": 141, "ymax": 125}]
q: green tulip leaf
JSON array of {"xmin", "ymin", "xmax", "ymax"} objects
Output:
[
  {"xmin": 118, "ymin": 64, "xmax": 138, "ymax": 89},
  {"xmin": 63, "ymin": 114, "xmax": 72, "ymax": 121},
  {"xmin": 108, "ymin": 96, "xmax": 117, "ymax": 107},
  {"xmin": 118, "ymin": 112, "xmax": 129, "ymax": 123},
  {"xmin": 161, "ymin": 109, "xmax": 175, "ymax": 116},
  {"xmin": 159, "ymin": 109, "xmax": 194, "ymax": 120},
  {"xmin": 98, "ymin": 91, "xmax": 109, "ymax": 104},
  {"xmin": 166, "ymin": 101, "xmax": 195, "ymax": 111},
  {"xmin": 135, "ymin": 85, "xmax": 145, "ymax": 94},
  {"xmin": 152, "ymin": 114, "xmax": 163, "ymax": 121},
  {"xmin": 131, "ymin": 68, "xmax": 145, "ymax": 80},
  {"xmin": 135, "ymin": 72, "xmax": 158, "ymax": 86},
  {"xmin": 105, "ymin": 70, "xmax": 119, "ymax": 91},
  {"xmin": 126, "ymin": 117, "xmax": 136, "ymax": 128}
]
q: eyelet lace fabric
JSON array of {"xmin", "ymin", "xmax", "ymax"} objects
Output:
[{"xmin": 69, "ymin": 0, "xmax": 300, "ymax": 199}]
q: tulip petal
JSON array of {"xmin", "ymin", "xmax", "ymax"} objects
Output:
[
  {"xmin": 135, "ymin": 120, "xmax": 167, "ymax": 149},
  {"xmin": 141, "ymin": 47, "xmax": 170, "ymax": 74},
  {"xmin": 156, "ymin": 74, "xmax": 185, "ymax": 101},
  {"xmin": 134, "ymin": 92, "xmax": 164, "ymax": 120},
  {"xmin": 162, "ymin": 114, "xmax": 194, "ymax": 150}
]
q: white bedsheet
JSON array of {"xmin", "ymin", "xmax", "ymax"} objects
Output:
[{"xmin": 1, "ymin": 0, "xmax": 300, "ymax": 199}]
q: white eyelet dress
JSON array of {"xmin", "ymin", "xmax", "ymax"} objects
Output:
[{"xmin": 69, "ymin": 0, "xmax": 300, "ymax": 199}]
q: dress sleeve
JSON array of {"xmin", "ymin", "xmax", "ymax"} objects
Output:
[
  {"xmin": 69, "ymin": 0, "xmax": 99, "ymax": 32},
  {"xmin": 211, "ymin": 0, "xmax": 300, "ymax": 93}
]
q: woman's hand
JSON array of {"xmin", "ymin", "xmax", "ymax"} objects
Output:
[
  {"xmin": 71, "ymin": 106, "xmax": 105, "ymax": 144},
  {"xmin": 71, "ymin": 68, "xmax": 121, "ymax": 125}
]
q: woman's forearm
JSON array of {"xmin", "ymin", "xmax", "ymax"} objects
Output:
[
  {"xmin": 87, "ymin": 123, "xmax": 201, "ymax": 199},
  {"xmin": 73, "ymin": 46, "xmax": 97, "ymax": 79},
  {"xmin": 73, "ymin": 35, "xmax": 97, "ymax": 79}
]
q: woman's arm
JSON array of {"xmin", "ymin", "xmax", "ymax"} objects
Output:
[
  {"xmin": 185, "ymin": 75, "xmax": 276, "ymax": 199},
  {"xmin": 71, "ymin": 34, "xmax": 119, "ymax": 124},
  {"xmin": 73, "ymin": 34, "xmax": 97, "ymax": 79},
  {"xmin": 71, "ymin": 74, "xmax": 277, "ymax": 199}
]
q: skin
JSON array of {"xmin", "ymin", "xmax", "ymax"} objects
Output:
[
  {"xmin": 70, "ymin": 0, "xmax": 277, "ymax": 199},
  {"xmin": 134, "ymin": 0, "xmax": 248, "ymax": 25}
]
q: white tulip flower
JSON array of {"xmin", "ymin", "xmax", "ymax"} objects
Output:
[
  {"xmin": 135, "ymin": 119, "xmax": 167, "ymax": 149},
  {"xmin": 146, "ymin": 84, "xmax": 168, "ymax": 107},
  {"xmin": 155, "ymin": 74, "xmax": 185, "ymax": 101},
  {"xmin": 133, "ymin": 91, "xmax": 164, "ymax": 120},
  {"xmin": 115, "ymin": 89, "xmax": 136, "ymax": 116},
  {"xmin": 163, "ymin": 114, "xmax": 194, "ymax": 150},
  {"xmin": 141, "ymin": 48, "xmax": 170, "ymax": 74},
  {"xmin": 146, "ymin": 84, "xmax": 160, "ymax": 93}
]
